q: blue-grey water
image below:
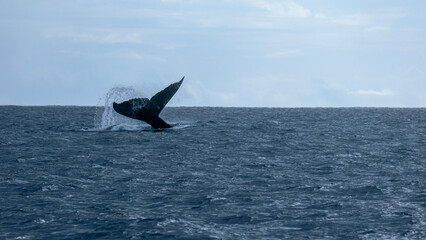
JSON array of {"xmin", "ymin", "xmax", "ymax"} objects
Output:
[{"xmin": 1, "ymin": 106, "xmax": 425, "ymax": 239}]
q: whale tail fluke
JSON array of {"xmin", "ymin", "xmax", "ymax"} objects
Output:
[
  {"xmin": 150, "ymin": 76, "xmax": 184, "ymax": 115},
  {"xmin": 112, "ymin": 76, "xmax": 184, "ymax": 129}
]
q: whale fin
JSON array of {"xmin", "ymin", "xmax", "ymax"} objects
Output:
[
  {"xmin": 112, "ymin": 77, "xmax": 184, "ymax": 129},
  {"xmin": 113, "ymin": 98, "xmax": 149, "ymax": 120},
  {"xmin": 113, "ymin": 99, "xmax": 171, "ymax": 128},
  {"xmin": 150, "ymin": 76, "xmax": 184, "ymax": 115}
]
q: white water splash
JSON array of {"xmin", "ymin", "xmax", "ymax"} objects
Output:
[
  {"xmin": 94, "ymin": 86, "xmax": 145, "ymax": 130},
  {"xmin": 92, "ymin": 86, "xmax": 193, "ymax": 131}
]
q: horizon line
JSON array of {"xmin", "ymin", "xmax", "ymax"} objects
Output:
[{"xmin": 0, "ymin": 104, "xmax": 425, "ymax": 109}]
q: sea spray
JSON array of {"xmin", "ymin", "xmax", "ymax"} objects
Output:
[{"xmin": 94, "ymin": 86, "xmax": 144, "ymax": 129}]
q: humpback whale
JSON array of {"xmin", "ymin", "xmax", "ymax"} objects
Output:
[{"xmin": 113, "ymin": 77, "xmax": 184, "ymax": 129}]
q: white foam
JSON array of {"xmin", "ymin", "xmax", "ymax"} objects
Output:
[
  {"xmin": 93, "ymin": 86, "xmax": 144, "ymax": 130},
  {"xmin": 170, "ymin": 123, "xmax": 193, "ymax": 129},
  {"xmin": 109, "ymin": 123, "xmax": 147, "ymax": 132}
]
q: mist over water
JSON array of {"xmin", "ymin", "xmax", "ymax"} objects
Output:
[
  {"xmin": 94, "ymin": 86, "xmax": 146, "ymax": 130},
  {"xmin": 1, "ymin": 106, "xmax": 425, "ymax": 239}
]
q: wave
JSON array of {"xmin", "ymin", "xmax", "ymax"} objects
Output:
[{"xmin": 84, "ymin": 122, "xmax": 194, "ymax": 132}]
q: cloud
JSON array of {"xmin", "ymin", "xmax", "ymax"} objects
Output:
[
  {"xmin": 315, "ymin": 8, "xmax": 403, "ymax": 31},
  {"xmin": 107, "ymin": 49, "xmax": 166, "ymax": 62},
  {"xmin": 315, "ymin": 12, "xmax": 371, "ymax": 26},
  {"xmin": 333, "ymin": 14, "xmax": 371, "ymax": 26},
  {"xmin": 48, "ymin": 29, "xmax": 143, "ymax": 44},
  {"xmin": 264, "ymin": 49, "xmax": 303, "ymax": 58},
  {"xmin": 365, "ymin": 26, "xmax": 390, "ymax": 32},
  {"xmin": 249, "ymin": 0, "xmax": 311, "ymax": 18},
  {"xmin": 352, "ymin": 89, "xmax": 396, "ymax": 96}
]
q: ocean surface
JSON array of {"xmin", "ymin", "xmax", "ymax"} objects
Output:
[{"xmin": 1, "ymin": 106, "xmax": 425, "ymax": 239}]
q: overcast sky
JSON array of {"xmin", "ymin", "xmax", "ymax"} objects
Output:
[{"xmin": 1, "ymin": 0, "xmax": 425, "ymax": 107}]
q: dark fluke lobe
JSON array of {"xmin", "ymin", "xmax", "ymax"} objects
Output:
[{"xmin": 113, "ymin": 76, "xmax": 184, "ymax": 129}]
